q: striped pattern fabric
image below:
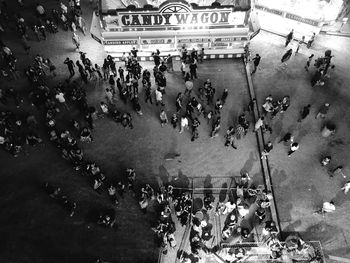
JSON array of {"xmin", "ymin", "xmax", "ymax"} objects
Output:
[{"xmin": 111, "ymin": 53, "xmax": 243, "ymax": 61}]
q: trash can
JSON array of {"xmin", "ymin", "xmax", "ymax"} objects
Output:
[{"xmin": 322, "ymin": 124, "xmax": 336, "ymax": 137}]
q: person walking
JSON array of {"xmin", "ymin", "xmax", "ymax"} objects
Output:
[
  {"xmin": 210, "ymin": 117, "xmax": 221, "ymax": 138},
  {"xmin": 281, "ymin": 49, "xmax": 293, "ymax": 66},
  {"xmin": 314, "ymin": 201, "xmax": 335, "ymax": 217},
  {"xmin": 254, "ymin": 116, "xmax": 264, "ymax": 132},
  {"xmin": 64, "ymin": 57, "xmax": 75, "ymax": 78},
  {"xmin": 315, "ymin": 103, "xmax": 330, "ymax": 119},
  {"xmin": 72, "ymin": 32, "xmax": 80, "ymax": 50},
  {"xmin": 175, "ymin": 92, "xmax": 183, "ymax": 112},
  {"xmin": 221, "ymin": 89, "xmax": 228, "ymax": 105},
  {"xmin": 297, "ymin": 104, "xmax": 311, "ymax": 122},
  {"xmin": 304, "ymin": 54, "xmax": 314, "ymax": 71},
  {"xmin": 251, "ymin": 54, "xmax": 261, "ymax": 74},
  {"xmin": 160, "ymin": 110, "xmax": 168, "ymax": 127},
  {"xmin": 288, "ymin": 142, "xmax": 299, "ymax": 156},
  {"xmin": 285, "ymin": 29, "xmax": 294, "ymax": 47}
]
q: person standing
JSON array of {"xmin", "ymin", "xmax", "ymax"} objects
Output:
[
  {"xmin": 64, "ymin": 57, "xmax": 75, "ymax": 77},
  {"xmin": 144, "ymin": 83, "xmax": 153, "ymax": 104},
  {"xmin": 184, "ymin": 79, "xmax": 193, "ymax": 96},
  {"xmin": 38, "ymin": 24, "xmax": 46, "ymax": 40},
  {"xmin": 295, "ymin": 36, "xmax": 305, "ymax": 54},
  {"xmin": 171, "ymin": 113, "xmax": 178, "ymax": 129},
  {"xmin": 131, "ymin": 47, "xmax": 138, "ymax": 58},
  {"xmin": 315, "ymin": 103, "xmax": 330, "ymax": 119},
  {"xmin": 224, "ymin": 126, "xmax": 237, "ymax": 149},
  {"xmin": 341, "ymin": 182, "xmax": 350, "ymax": 194},
  {"xmin": 189, "ymin": 62, "xmax": 197, "ymax": 79},
  {"xmin": 298, "ymin": 104, "xmax": 311, "ymax": 122},
  {"xmin": 288, "ymin": 142, "xmax": 299, "ymax": 156},
  {"xmin": 307, "ymin": 32, "xmax": 316, "ymax": 49},
  {"xmin": 254, "ymin": 116, "xmax": 264, "ymax": 132},
  {"xmin": 304, "ymin": 54, "xmax": 314, "ymax": 71},
  {"xmin": 160, "ymin": 110, "xmax": 168, "ymax": 127},
  {"xmin": 118, "ymin": 66, "xmax": 124, "ymax": 82},
  {"xmin": 191, "ymin": 118, "xmax": 200, "ymax": 141},
  {"xmin": 285, "ymin": 29, "xmax": 294, "ymax": 47},
  {"xmin": 324, "ymin": 65, "xmax": 335, "ymax": 79},
  {"xmin": 179, "ymin": 116, "xmax": 189, "ymax": 133},
  {"xmin": 166, "ymin": 54, "xmax": 173, "ymax": 72},
  {"xmin": 55, "ymin": 90, "xmax": 69, "ymax": 110},
  {"xmin": 105, "ymin": 88, "xmax": 114, "ymax": 104},
  {"xmin": 251, "ymin": 54, "xmax": 261, "ymax": 74},
  {"xmin": 155, "ymin": 88, "xmax": 164, "ymax": 106},
  {"xmin": 32, "ymin": 25, "xmax": 41, "ymax": 41}
]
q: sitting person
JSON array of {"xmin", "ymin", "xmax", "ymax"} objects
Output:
[
  {"xmin": 100, "ymin": 101, "xmax": 109, "ymax": 115},
  {"xmin": 26, "ymin": 132, "xmax": 43, "ymax": 146},
  {"xmin": 80, "ymin": 127, "xmax": 92, "ymax": 142}
]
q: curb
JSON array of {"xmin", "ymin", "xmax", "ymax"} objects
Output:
[
  {"xmin": 243, "ymin": 59, "xmax": 282, "ymax": 237},
  {"xmin": 319, "ymin": 30, "xmax": 350, "ymax": 37}
]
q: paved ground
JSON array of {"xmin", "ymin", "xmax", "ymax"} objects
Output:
[
  {"xmin": 1, "ymin": 1, "xmax": 350, "ymax": 263},
  {"xmin": 250, "ymin": 30, "xmax": 350, "ymax": 260}
]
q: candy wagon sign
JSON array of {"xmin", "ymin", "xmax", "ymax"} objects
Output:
[{"xmin": 116, "ymin": 2, "xmax": 245, "ymax": 28}]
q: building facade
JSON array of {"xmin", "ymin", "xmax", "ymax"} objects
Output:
[{"xmin": 91, "ymin": 0, "xmax": 252, "ymax": 59}]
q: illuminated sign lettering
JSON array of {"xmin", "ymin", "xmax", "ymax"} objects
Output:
[
  {"xmin": 104, "ymin": 40, "xmax": 138, "ymax": 45},
  {"xmin": 116, "ymin": 3, "xmax": 243, "ymax": 28},
  {"xmin": 255, "ymin": 5, "xmax": 320, "ymax": 26}
]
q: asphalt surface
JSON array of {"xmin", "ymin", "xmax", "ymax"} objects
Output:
[{"xmin": 1, "ymin": 1, "xmax": 350, "ymax": 263}]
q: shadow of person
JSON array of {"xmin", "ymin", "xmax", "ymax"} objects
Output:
[
  {"xmin": 204, "ymin": 174, "xmax": 213, "ymax": 197},
  {"xmin": 219, "ymin": 183, "xmax": 228, "ymax": 203}
]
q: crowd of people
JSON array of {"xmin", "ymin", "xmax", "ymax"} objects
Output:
[{"xmin": 0, "ymin": 1, "xmax": 348, "ymax": 262}]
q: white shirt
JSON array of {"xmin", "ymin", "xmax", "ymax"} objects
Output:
[
  {"xmin": 291, "ymin": 144, "xmax": 299, "ymax": 151},
  {"xmin": 255, "ymin": 118, "xmax": 263, "ymax": 129},
  {"xmin": 155, "ymin": 90, "xmax": 162, "ymax": 101},
  {"xmin": 101, "ymin": 104, "xmax": 108, "ymax": 113},
  {"xmin": 181, "ymin": 117, "xmax": 188, "ymax": 127},
  {"xmin": 322, "ymin": 202, "xmax": 335, "ymax": 213},
  {"xmin": 55, "ymin": 93, "xmax": 65, "ymax": 103}
]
